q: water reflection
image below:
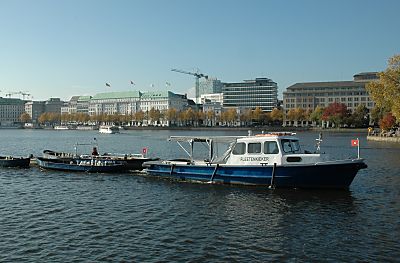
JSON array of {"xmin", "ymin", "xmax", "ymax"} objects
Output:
[{"xmin": 0, "ymin": 129, "xmax": 399, "ymax": 261}]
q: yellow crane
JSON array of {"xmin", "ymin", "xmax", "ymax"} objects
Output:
[{"xmin": 171, "ymin": 68, "xmax": 208, "ymax": 104}]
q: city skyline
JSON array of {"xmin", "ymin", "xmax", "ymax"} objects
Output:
[{"xmin": 0, "ymin": 0, "xmax": 399, "ymax": 101}]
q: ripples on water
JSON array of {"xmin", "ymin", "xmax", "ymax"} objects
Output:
[{"xmin": 0, "ymin": 129, "xmax": 399, "ymax": 262}]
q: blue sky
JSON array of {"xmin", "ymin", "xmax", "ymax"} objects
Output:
[{"xmin": 0, "ymin": 0, "xmax": 399, "ymax": 100}]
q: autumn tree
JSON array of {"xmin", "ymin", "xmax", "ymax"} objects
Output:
[
  {"xmin": 252, "ymin": 107, "xmax": 264, "ymax": 124},
  {"xmin": 322, "ymin": 102, "xmax": 350, "ymax": 127},
  {"xmin": 134, "ymin": 111, "xmax": 145, "ymax": 125},
  {"xmin": 379, "ymin": 113, "xmax": 396, "ymax": 131},
  {"xmin": 205, "ymin": 110, "xmax": 215, "ymax": 126},
  {"xmin": 225, "ymin": 108, "xmax": 237, "ymax": 126},
  {"xmin": 20, "ymin": 112, "xmax": 31, "ymax": 123},
  {"xmin": 270, "ymin": 108, "xmax": 283, "ymax": 125},
  {"xmin": 286, "ymin": 109, "xmax": 297, "ymax": 122},
  {"xmin": 148, "ymin": 108, "xmax": 161, "ymax": 125},
  {"xmin": 366, "ymin": 54, "xmax": 400, "ymax": 123},
  {"xmin": 165, "ymin": 108, "xmax": 177, "ymax": 126}
]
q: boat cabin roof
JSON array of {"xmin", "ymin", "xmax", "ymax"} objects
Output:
[{"xmin": 169, "ymin": 132, "xmax": 298, "ymax": 144}]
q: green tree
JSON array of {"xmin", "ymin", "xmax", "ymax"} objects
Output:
[
  {"xmin": 370, "ymin": 105, "xmax": 391, "ymax": 126},
  {"xmin": 310, "ymin": 106, "xmax": 324, "ymax": 124},
  {"xmin": 351, "ymin": 104, "xmax": 369, "ymax": 127},
  {"xmin": 366, "ymin": 54, "xmax": 400, "ymax": 123}
]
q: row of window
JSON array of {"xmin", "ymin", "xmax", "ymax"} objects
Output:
[
  {"xmin": 285, "ymin": 91, "xmax": 367, "ymax": 97},
  {"xmin": 285, "ymin": 102, "xmax": 374, "ymax": 109},
  {"xmin": 232, "ymin": 139, "xmax": 301, "ymax": 155}
]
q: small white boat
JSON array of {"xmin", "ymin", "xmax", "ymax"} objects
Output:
[
  {"xmin": 54, "ymin": 125, "xmax": 69, "ymax": 130},
  {"xmin": 99, "ymin": 125, "xmax": 119, "ymax": 134}
]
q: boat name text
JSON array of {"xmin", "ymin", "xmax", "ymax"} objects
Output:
[{"xmin": 240, "ymin": 156, "xmax": 269, "ymax": 162}]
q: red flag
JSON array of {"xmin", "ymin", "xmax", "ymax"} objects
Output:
[
  {"xmin": 142, "ymin": 147, "xmax": 148, "ymax": 154},
  {"xmin": 351, "ymin": 139, "xmax": 359, "ymax": 147}
]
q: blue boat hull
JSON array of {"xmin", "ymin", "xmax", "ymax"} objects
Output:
[{"xmin": 145, "ymin": 160, "xmax": 367, "ymax": 188}]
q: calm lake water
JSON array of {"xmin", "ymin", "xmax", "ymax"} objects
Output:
[{"xmin": 0, "ymin": 129, "xmax": 399, "ymax": 262}]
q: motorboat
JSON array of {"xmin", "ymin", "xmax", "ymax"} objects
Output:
[
  {"xmin": 143, "ymin": 132, "xmax": 367, "ymax": 189},
  {"xmin": 36, "ymin": 157, "xmax": 127, "ymax": 173},
  {"xmin": 99, "ymin": 125, "xmax": 119, "ymax": 134},
  {"xmin": 0, "ymin": 155, "xmax": 31, "ymax": 168},
  {"xmin": 42, "ymin": 149, "xmax": 157, "ymax": 171}
]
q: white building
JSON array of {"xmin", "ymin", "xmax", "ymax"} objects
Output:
[
  {"xmin": 88, "ymin": 91, "xmax": 141, "ymax": 116},
  {"xmin": 200, "ymin": 93, "xmax": 223, "ymax": 105},
  {"xmin": 140, "ymin": 91, "xmax": 188, "ymax": 112}
]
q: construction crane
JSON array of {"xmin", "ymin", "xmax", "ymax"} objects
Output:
[
  {"xmin": 5, "ymin": 91, "xmax": 31, "ymax": 100},
  {"xmin": 171, "ymin": 68, "xmax": 208, "ymax": 104}
]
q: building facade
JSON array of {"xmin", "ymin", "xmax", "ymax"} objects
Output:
[
  {"xmin": 44, "ymin": 98, "xmax": 63, "ymax": 113},
  {"xmin": 198, "ymin": 77, "xmax": 223, "ymax": 96},
  {"xmin": 140, "ymin": 91, "xmax": 187, "ymax": 112},
  {"xmin": 88, "ymin": 91, "xmax": 141, "ymax": 116},
  {"xmin": 0, "ymin": 97, "xmax": 26, "ymax": 126},
  {"xmin": 77, "ymin": 96, "xmax": 91, "ymax": 113},
  {"xmin": 88, "ymin": 90, "xmax": 188, "ymax": 116},
  {"xmin": 200, "ymin": 93, "xmax": 223, "ymax": 105},
  {"xmin": 25, "ymin": 101, "xmax": 45, "ymax": 124},
  {"xmin": 282, "ymin": 72, "xmax": 378, "ymax": 115},
  {"xmin": 222, "ymin": 78, "xmax": 278, "ymax": 112}
]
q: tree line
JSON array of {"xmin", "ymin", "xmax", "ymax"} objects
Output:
[
  {"xmin": 19, "ymin": 54, "xmax": 399, "ymax": 130},
  {"xmin": 20, "ymin": 104, "xmax": 371, "ymax": 128}
]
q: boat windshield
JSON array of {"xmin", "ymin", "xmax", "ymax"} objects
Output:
[{"xmin": 281, "ymin": 139, "xmax": 301, "ymax": 154}]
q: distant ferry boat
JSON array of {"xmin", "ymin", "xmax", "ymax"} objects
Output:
[
  {"xmin": 76, "ymin": 125, "xmax": 97, "ymax": 130},
  {"xmin": 99, "ymin": 125, "xmax": 119, "ymax": 134}
]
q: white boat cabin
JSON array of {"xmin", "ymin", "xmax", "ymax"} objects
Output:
[
  {"xmin": 225, "ymin": 133, "xmax": 322, "ymax": 166},
  {"xmin": 168, "ymin": 132, "xmax": 324, "ymax": 166}
]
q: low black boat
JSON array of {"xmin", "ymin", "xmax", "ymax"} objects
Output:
[
  {"xmin": 43, "ymin": 150, "xmax": 158, "ymax": 171},
  {"xmin": 36, "ymin": 157, "xmax": 127, "ymax": 173},
  {"xmin": 0, "ymin": 156, "xmax": 31, "ymax": 168}
]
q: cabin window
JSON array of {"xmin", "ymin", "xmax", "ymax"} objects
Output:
[
  {"xmin": 264, "ymin": 141, "xmax": 279, "ymax": 154},
  {"xmin": 281, "ymin": 139, "xmax": 301, "ymax": 153},
  {"xmin": 248, "ymin": 143, "xmax": 261, "ymax": 154},
  {"xmin": 232, "ymin": 142, "xmax": 246, "ymax": 155},
  {"xmin": 292, "ymin": 140, "xmax": 301, "ymax": 152}
]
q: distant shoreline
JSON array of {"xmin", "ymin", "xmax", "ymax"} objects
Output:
[{"xmin": 12, "ymin": 125, "xmax": 369, "ymax": 133}]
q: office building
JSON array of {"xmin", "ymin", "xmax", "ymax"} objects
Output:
[
  {"xmin": 222, "ymin": 78, "xmax": 278, "ymax": 112},
  {"xmin": 283, "ymin": 72, "xmax": 378, "ymax": 115},
  {"xmin": 0, "ymin": 97, "xmax": 26, "ymax": 126},
  {"xmin": 199, "ymin": 77, "xmax": 223, "ymax": 96}
]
